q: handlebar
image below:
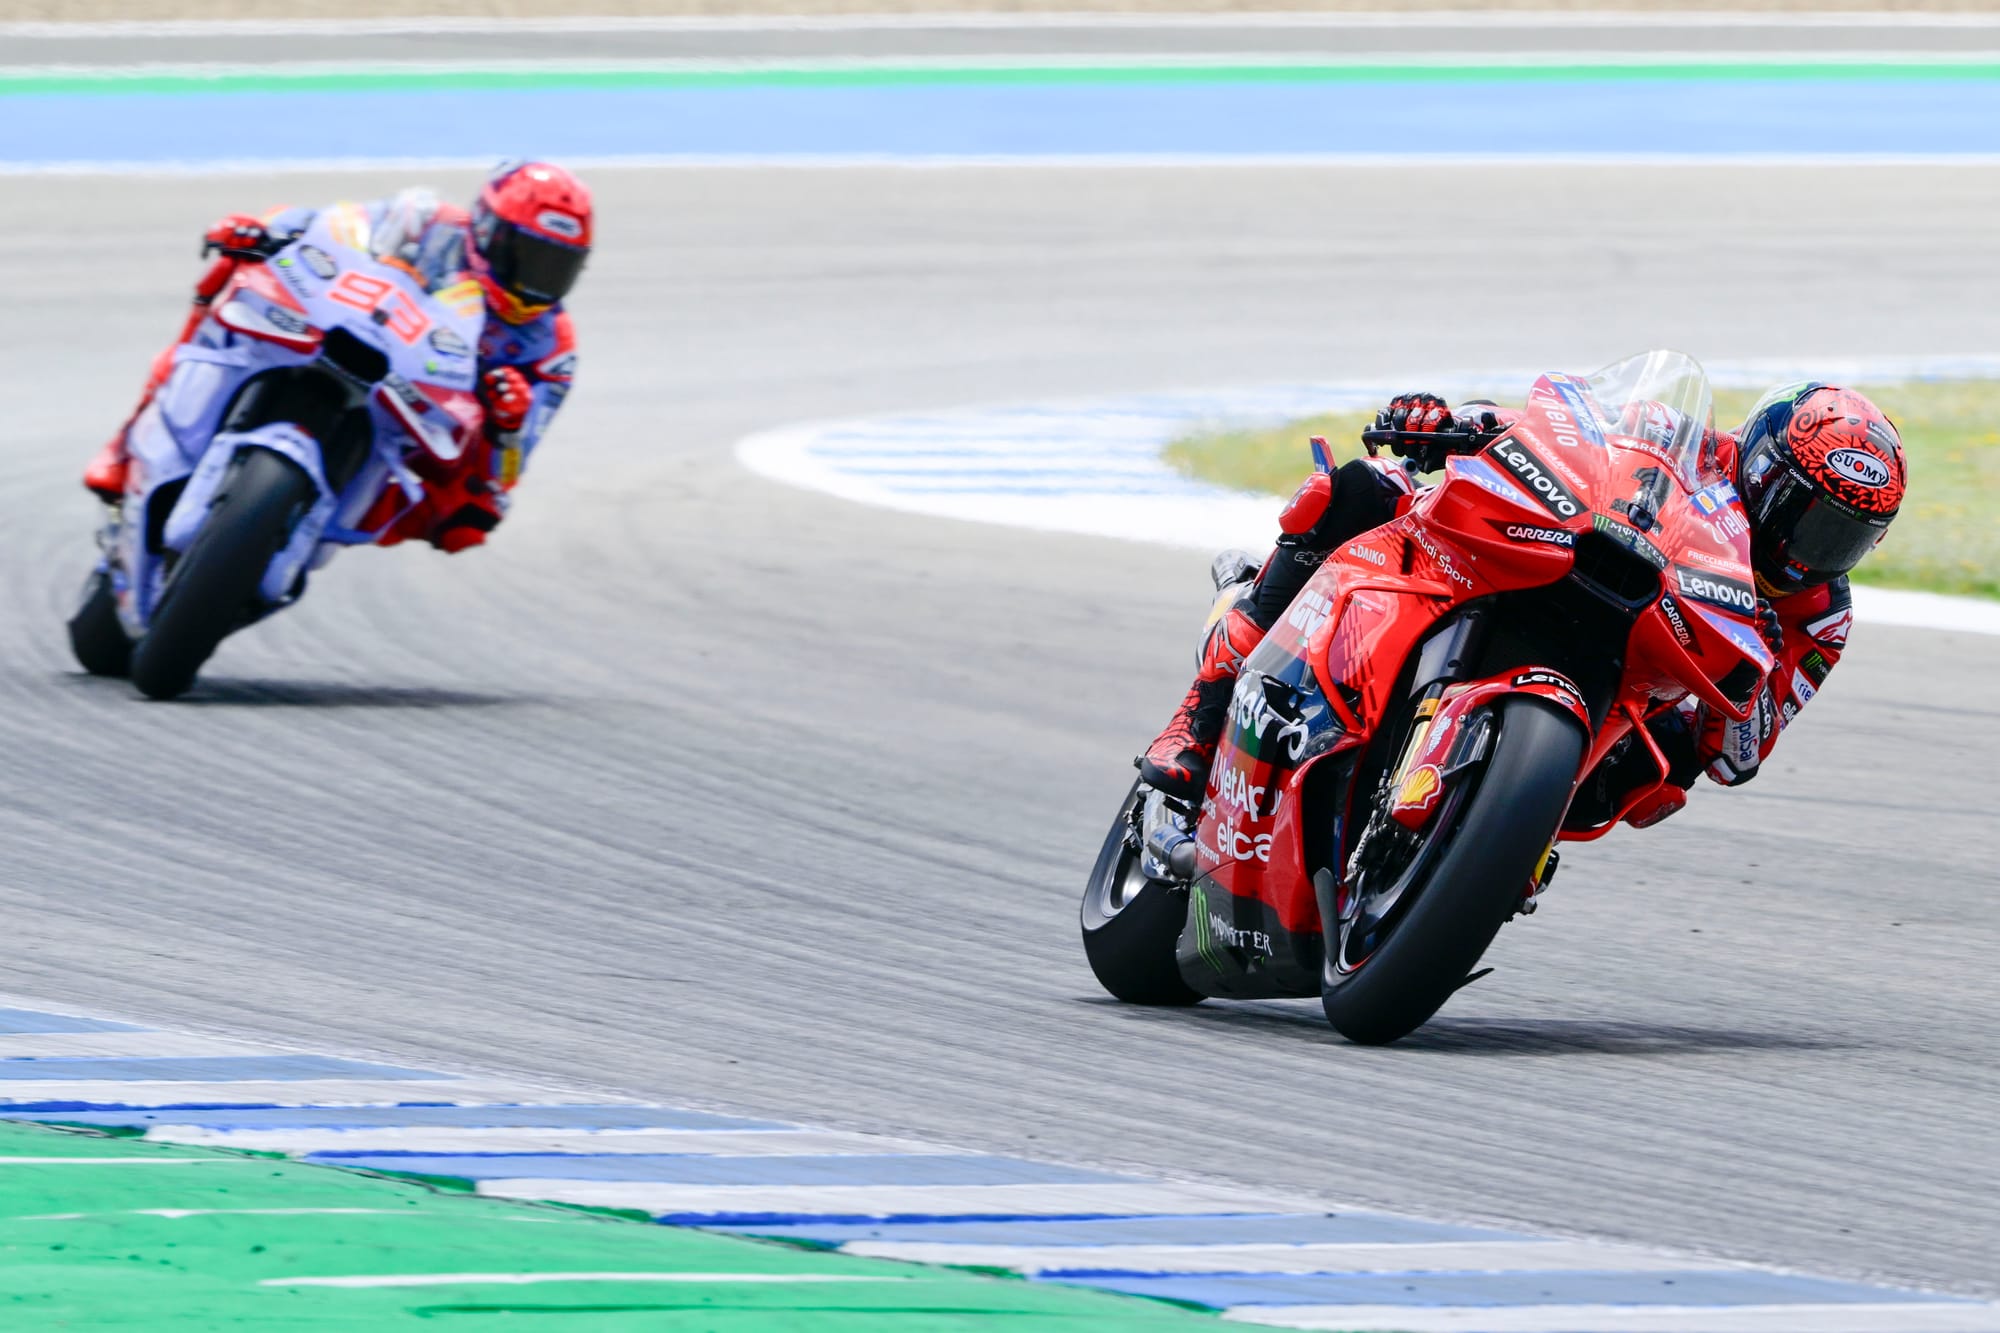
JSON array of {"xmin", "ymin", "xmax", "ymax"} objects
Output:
[
  {"xmin": 1359, "ymin": 427, "xmax": 1484, "ymax": 452},
  {"xmin": 1360, "ymin": 426, "xmax": 1491, "ymax": 467}
]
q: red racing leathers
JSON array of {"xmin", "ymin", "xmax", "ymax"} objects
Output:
[
  {"xmin": 1341, "ymin": 425, "xmax": 1854, "ymax": 800},
  {"xmin": 1681, "ymin": 574, "xmax": 1851, "ymax": 785},
  {"xmin": 1672, "ymin": 434, "xmax": 1853, "ymax": 789},
  {"xmin": 1142, "ymin": 399, "xmax": 1856, "ymax": 821}
]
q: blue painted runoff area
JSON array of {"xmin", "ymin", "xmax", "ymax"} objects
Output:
[
  {"xmin": 5, "ymin": 78, "xmax": 1998, "ymax": 164},
  {"xmin": 1053, "ymin": 1267, "xmax": 1971, "ymax": 1309},
  {"xmin": 306, "ymin": 1151, "xmax": 1136, "ymax": 1186},
  {"xmin": 0, "ymin": 1007, "xmax": 143, "ymax": 1034},
  {"xmin": 720, "ymin": 1212, "xmax": 1532, "ymax": 1246},
  {"xmin": 7, "ymin": 1103, "xmax": 787, "ymax": 1130}
]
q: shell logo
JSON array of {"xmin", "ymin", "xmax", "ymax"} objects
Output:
[{"xmin": 1391, "ymin": 764, "xmax": 1445, "ymax": 826}]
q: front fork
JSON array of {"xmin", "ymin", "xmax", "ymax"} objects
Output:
[{"xmin": 1343, "ymin": 606, "xmax": 1584, "ymax": 918}]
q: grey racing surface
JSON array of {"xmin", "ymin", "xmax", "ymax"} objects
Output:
[
  {"xmin": 9, "ymin": 15, "xmax": 2000, "ymax": 63},
  {"xmin": 5, "ymin": 163, "xmax": 1998, "ymax": 1301}
]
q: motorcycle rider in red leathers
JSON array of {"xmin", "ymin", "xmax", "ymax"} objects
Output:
[
  {"xmin": 84, "ymin": 160, "xmax": 591, "ymax": 555},
  {"xmin": 1139, "ymin": 384, "xmax": 1907, "ymax": 826}
]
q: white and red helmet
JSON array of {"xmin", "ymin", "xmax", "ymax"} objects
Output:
[{"xmin": 469, "ymin": 160, "xmax": 593, "ymax": 322}]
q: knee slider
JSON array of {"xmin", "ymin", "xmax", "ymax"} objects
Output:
[{"xmin": 1277, "ymin": 471, "xmax": 1334, "ymax": 536}]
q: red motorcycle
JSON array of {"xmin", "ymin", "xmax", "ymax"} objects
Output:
[{"xmin": 1082, "ymin": 351, "xmax": 1773, "ymax": 1044}]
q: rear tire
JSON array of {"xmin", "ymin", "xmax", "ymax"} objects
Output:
[
  {"xmin": 130, "ymin": 448, "xmax": 315, "ymax": 701},
  {"xmin": 1080, "ymin": 781, "xmax": 1203, "ymax": 1006},
  {"xmin": 67, "ymin": 570, "xmax": 132, "ymax": 678},
  {"xmin": 1321, "ymin": 697, "xmax": 1584, "ymax": 1045}
]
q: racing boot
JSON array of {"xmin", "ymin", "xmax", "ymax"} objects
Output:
[
  {"xmin": 84, "ymin": 339, "xmax": 183, "ymax": 501},
  {"xmin": 84, "ymin": 256, "xmax": 243, "ymax": 503},
  {"xmin": 1138, "ymin": 604, "xmax": 1266, "ymax": 800},
  {"xmin": 82, "ymin": 434, "xmax": 130, "ymax": 501}
]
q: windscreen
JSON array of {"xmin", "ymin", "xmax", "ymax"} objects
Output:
[{"xmin": 1576, "ymin": 350, "xmax": 1716, "ymax": 490}]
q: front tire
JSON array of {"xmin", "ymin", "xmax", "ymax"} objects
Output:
[
  {"xmin": 68, "ymin": 569, "xmax": 133, "ymax": 678},
  {"xmin": 130, "ymin": 448, "xmax": 315, "ymax": 701},
  {"xmin": 1321, "ymin": 697, "xmax": 1584, "ymax": 1045},
  {"xmin": 1080, "ymin": 781, "xmax": 1203, "ymax": 1006}
]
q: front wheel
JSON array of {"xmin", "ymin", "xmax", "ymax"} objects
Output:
[
  {"xmin": 130, "ymin": 448, "xmax": 315, "ymax": 701},
  {"xmin": 1321, "ymin": 696, "xmax": 1584, "ymax": 1045},
  {"xmin": 68, "ymin": 569, "xmax": 133, "ymax": 678},
  {"xmin": 1080, "ymin": 780, "xmax": 1203, "ymax": 1006}
]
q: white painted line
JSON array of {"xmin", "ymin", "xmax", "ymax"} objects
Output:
[
  {"xmin": 0, "ymin": 1032, "xmax": 277, "ymax": 1059},
  {"xmin": 1223, "ymin": 1302, "xmax": 2000, "ymax": 1332},
  {"xmin": 8, "ymin": 12, "xmax": 2000, "ymax": 39},
  {"xmin": 478, "ymin": 1179, "xmax": 1307, "ymax": 1218},
  {"xmin": 0, "ymin": 1078, "xmax": 563, "ymax": 1106},
  {"xmin": 736, "ymin": 359, "xmax": 2000, "ymax": 638},
  {"xmin": 21, "ymin": 1208, "xmax": 402, "ymax": 1220},
  {"xmin": 844, "ymin": 1238, "xmax": 1707, "ymax": 1276},
  {"xmin": 1849, "ymin": 585, "xmax": 2000, "ymax": 636},
  {"xmin": 15, "ymin": 154, "xmax": 2000, "ymax": 179},
  {"xmin": 0, "ymin": 1157, "xmax": 256, "ymax": 1165},
  {"xmin": 260, "ymin": 1271, "xmax": 907, "ymax": 1289},
  {"xmin": 0, "ymin": 994, "xmax": 1984, "ymax": 1322},
  {"xmin": 148, "ymin": 1126, "xmax": 952, "ymax": 1156}
]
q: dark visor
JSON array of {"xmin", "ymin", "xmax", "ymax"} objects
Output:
[
  {"xmin": 486, "ymin": 217, "xmax": 587, "ymax": 305},
  {"xmin": 1784, "ymin": 493, "xmax": 1887, "ymax": 578}
]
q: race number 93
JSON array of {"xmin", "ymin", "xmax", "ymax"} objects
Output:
[{"xmin": 326, "ymin": 271, "xmax": 432, "ymax": 346}]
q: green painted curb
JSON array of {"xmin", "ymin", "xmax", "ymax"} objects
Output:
[
  {"xmin": 0, "ymin": 1121, "xmax": 1220, "ymax": 1329},
  {"xmin": 3, "ymin": 60, "xmax": 1999, "ymax": 98}
]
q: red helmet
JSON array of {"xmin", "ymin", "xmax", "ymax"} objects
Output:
[
  {"xmin": 469, "ymin": 160, "xmax": 592, "ymax": 323},
  {"xmin": 1736, "ymin": 383, "xmax": 1905, "ymax": 591}
]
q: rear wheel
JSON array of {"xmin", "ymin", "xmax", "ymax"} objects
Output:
[
  {"xmin": 130, "ymin": 448, "xmax": 315, "ymax": 701},
  {"xmin": 1321, "ymin": 697, "xmax": 1583, "ymax": 1045},
  {"xmin": 67, "ymin": 569, "xmax": 132, "ymax": 678},
  {"xmin": 1080, "ymin": 781, "xmax": 1203, "ymax": 1006}
]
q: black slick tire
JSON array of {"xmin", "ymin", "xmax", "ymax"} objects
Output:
[
  {"xmin": 68, "ymin": 569, "xmax": 133, "ymax": 678},
  {"xmin": 130, "ymin": 448, "xmax": 315, "ymax": 701},
  {"xmin": 1321, "ymin": 697, "xmax": 1584, "ymax": 1045},
  {"xmin": 1080, "ymin": 780, "xmax": 1203, "ymax": 1007}
]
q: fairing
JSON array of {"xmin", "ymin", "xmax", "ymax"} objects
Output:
[
  {"xmin": 1176, "ymin": 351, "xmax": 1773, "ymax": 1000},
  {"xmin": 104, "ymin": 213, "xmax": 488, "ymax": 635}
]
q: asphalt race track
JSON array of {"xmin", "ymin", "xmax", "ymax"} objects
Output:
[
  {"xmin": 12, "ymin": 14, "xmax": 2000, "ymax": 63},
  {"xmin": 5, "ymin": 155, "xmax": 1999, "ymax": 1302}
]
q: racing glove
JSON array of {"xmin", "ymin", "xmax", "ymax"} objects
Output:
[
  {"xmin": 1754, "ymin": 598, "xmax": 1785, "ymax": 655},
  {"xmin": 1370, "ymin": 393, "xmax": 1501, "ymax": 473},
  {"xmin": 201, "ymin": 213, "xmax": 283, "ymax": 260},
  {"xmin": 1379, "ymin": 392, "xmax": 1455, "ymax": 435},
  {"xmin": 479, "ymin": 367, "xmax": 533, "ymax": 436}
]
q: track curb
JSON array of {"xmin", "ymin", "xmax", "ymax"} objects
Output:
[{"xmin": 737, "ymin": 356, "xmax": 2000, "ymax": 636}]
